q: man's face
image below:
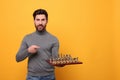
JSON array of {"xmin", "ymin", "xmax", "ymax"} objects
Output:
[{"xmin": 34, "ymin": 14, "xmax": 48, "ymax": 32}]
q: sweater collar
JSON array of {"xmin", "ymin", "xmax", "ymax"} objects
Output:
[{"xmin": 35, "ymin": 30, "xmax": 47, "ymax": 35}]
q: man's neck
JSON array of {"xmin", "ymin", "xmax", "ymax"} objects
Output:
[{"xmin": 36, "ymin": 29, "xmax": 47, "ymax": 35}]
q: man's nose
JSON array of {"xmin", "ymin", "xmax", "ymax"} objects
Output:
[{"xmin": 39, "ymin": 21, "xmax": 42, "ymax": 24}]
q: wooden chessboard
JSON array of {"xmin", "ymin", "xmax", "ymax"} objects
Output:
[{"xmin": 46, "ymin": 60, "xmax": 83, "ymax": 66}]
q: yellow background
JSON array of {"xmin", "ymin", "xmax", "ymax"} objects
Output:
[{"xmin": 0, "ymin": 0, "xmax": 120, "ymax": 80}]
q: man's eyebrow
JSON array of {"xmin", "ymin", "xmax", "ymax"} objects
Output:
[
  {"xmin": 41, "ymin": 18, "xmax": 45, "ymax": 20},
  {"xmin": 36, "ymin": 19, "xmax": 40, "ymax": 20}
]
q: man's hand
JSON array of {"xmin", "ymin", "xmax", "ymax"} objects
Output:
[
  {"xmin": 28, "ymin": 45, "xmax": 40, "ymax": 54},
  {"xmin": 56, "ymin": 64, "xmax": 65, "ymax": 67}
]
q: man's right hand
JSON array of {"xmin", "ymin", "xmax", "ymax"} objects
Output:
[{"xmin": 28, "ymin": 45, "xmax": 40, "ymax": 54}]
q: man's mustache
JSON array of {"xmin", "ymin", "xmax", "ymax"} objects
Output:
[{"xmin": 37, "ymin": 24, "xmax": 43, "ymax": 27}]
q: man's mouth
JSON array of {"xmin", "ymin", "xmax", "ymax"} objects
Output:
[{"xmin": 37, "ymin": 25, "xmax": 44, "ymax": 30}]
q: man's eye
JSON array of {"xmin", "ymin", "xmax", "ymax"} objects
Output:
[
  {"xmin": 42, "ymin": 19, "xmax": 45, "ymax": 21},
  {"xmin": 36, "ymin": 19, "xmax": 40, "ymax": 21}
]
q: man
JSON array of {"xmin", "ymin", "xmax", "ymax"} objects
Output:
[{"xmin": 16, "ymin": 9, "xmax": 60, "ymax": 80}]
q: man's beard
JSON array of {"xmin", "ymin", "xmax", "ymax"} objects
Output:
[{"xmin": 35, "ymin": 24, "xmax": 46, "ymax": 32}]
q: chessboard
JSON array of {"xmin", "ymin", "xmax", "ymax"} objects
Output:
[{"xmin": 46, "ymin": 54, "xmax": 83, "ymax": 66}]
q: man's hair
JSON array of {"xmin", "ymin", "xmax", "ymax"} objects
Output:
[{"xmin": 33, "ymin": 9, "xmax": 48, "ymax": 20}]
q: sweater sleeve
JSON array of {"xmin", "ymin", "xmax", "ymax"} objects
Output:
[
  {"xmin": 51, "ymin": 38, "xmax": 59, "ymax": 58},
  {"xmin": 16, "ymin": 36, "xmax": 31, "ymax": 62}
]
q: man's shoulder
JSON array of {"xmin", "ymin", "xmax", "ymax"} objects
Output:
[
  {"xmin": 23, "ymin": 32, "xmax": 36, "ymax": 39},
  {"xmin": 47, "ymin": 32, "xmax": 59, "ymax": 41}
]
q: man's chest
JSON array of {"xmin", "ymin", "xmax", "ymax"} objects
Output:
[{"xmin": 26, "ymin": 36, "xmax": 54, "ymax": 50}]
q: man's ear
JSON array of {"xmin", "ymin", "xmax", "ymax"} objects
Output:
[{"xmin": 46, "ymin": 20, "xmax": 48, "ymax": 23}]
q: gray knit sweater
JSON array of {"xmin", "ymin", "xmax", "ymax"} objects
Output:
[{"xmin": 16, "ymin": 30, "xmax": 59, "ymax": 76}]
